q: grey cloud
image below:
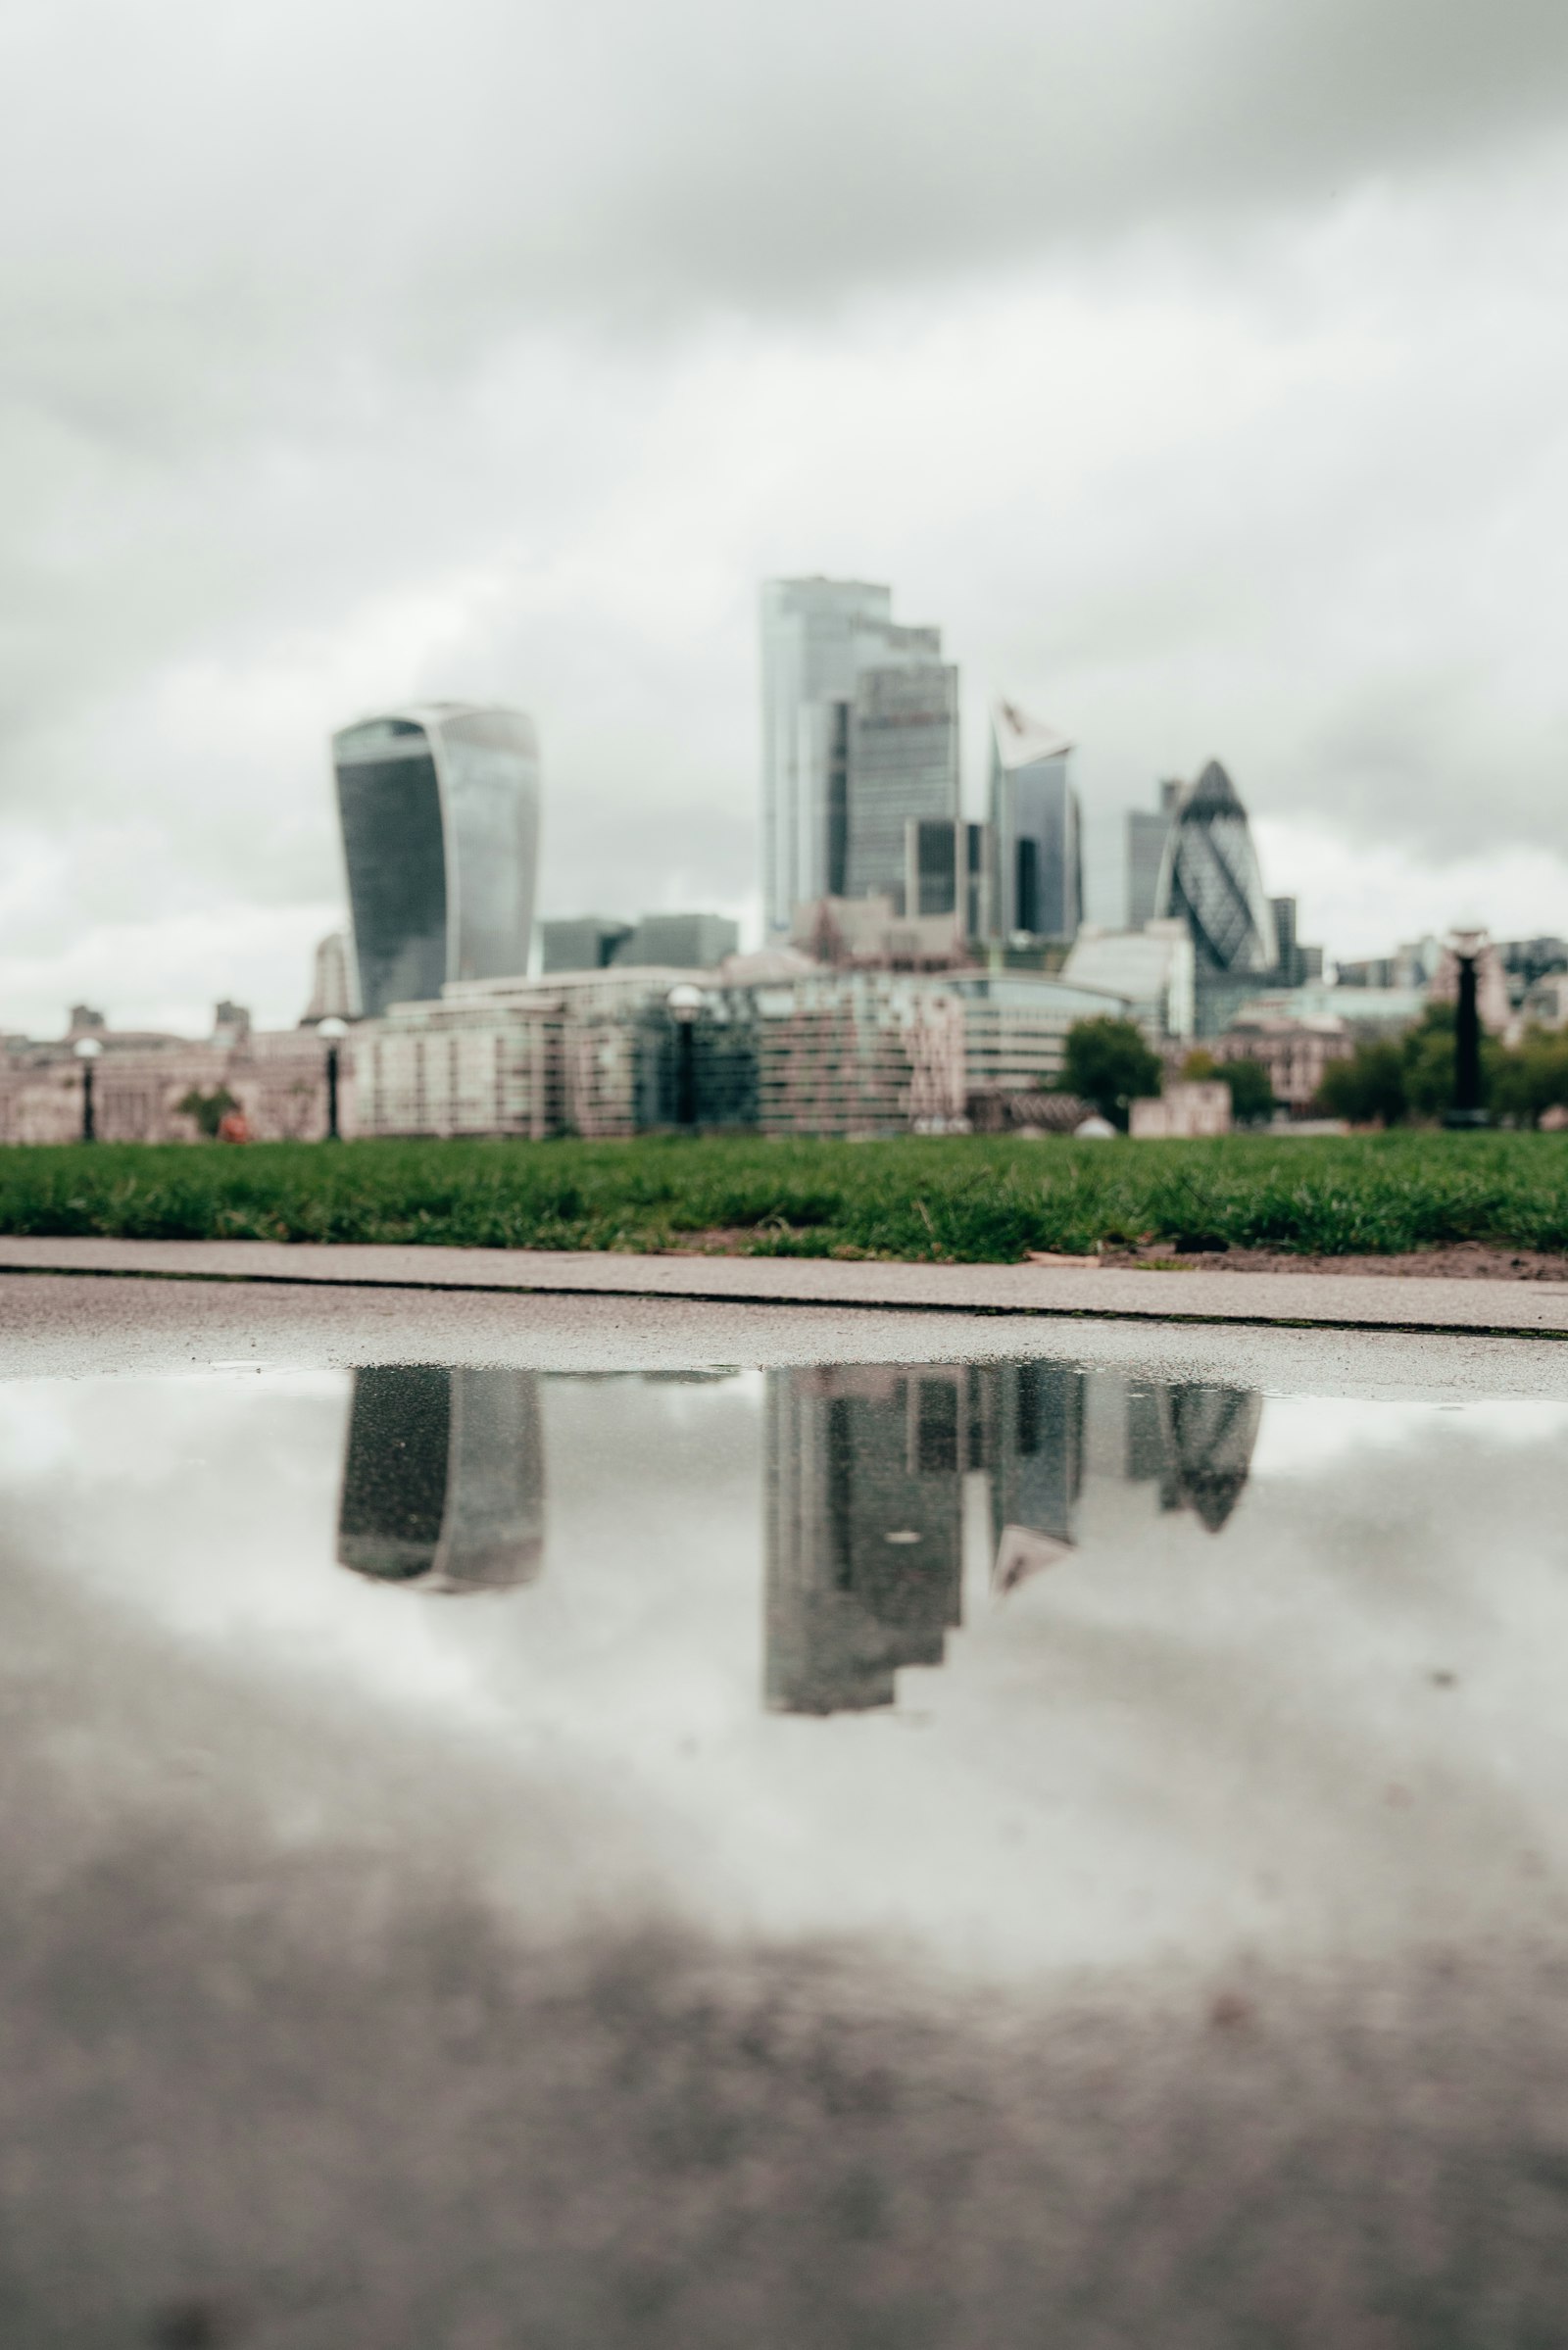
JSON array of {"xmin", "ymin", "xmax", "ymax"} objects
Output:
[
  {"xmin": 2, "ymin": 0, "xmax": 1567, "ymax": 1027},
  {"xmin": 6, "ymin": 0, "xmax": 1568, "ymax": 390}
]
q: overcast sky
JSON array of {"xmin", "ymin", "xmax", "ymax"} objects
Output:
[{"xmin": 4, "ymin": 0, "xmax": 1568, "ymax": 1032}]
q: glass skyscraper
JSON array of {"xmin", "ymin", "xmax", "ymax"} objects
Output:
[
  {"xmin": 332, "ymin": 703, "xmax": 541, "ymax": 1018},
  {"xmin": 1154, "ymin": 759, "xmax": 1277, "ymax": 974},
  {"xmin": 843, "ymin": 661, "xmax": 960, "ymax": 904},
  {"xmin": 1125, "ymin": 779, "xmax": 1184, "ymax": 930},
  {"xmin": 988, "ymin": 700, "xmax": 1083, "ymax": 945},
  {"xmin": 906, "ymin": 817, "xmax": 992, "ymax": 941},
  {"xmin": 760, "ymin": 578, "xmax": 956, "ymax": 935}
]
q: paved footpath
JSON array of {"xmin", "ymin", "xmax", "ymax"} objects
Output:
[{"xmin": 0, "ymin": 1233, "xmax": 1565, "ymax": 1338}]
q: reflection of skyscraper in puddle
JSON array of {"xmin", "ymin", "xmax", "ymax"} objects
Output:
[
  {"xmin": 764, "ymin": 1366, "xmax": 966, "ymax": 1714},
  {"xmin": 1124, "ymin": 1383, "xmax": 1169, "ymax": 1484},
  {"xmin": 337, "ymin": 1367, "xmax": 545, "ymax": 1591},
  {"xmin": 981, "ymin": 1361, "xmax": 1087, "ymax": 1593},
  {"xmin": 1156, "ymin": 1384, "xmax": 1263, "ymax": 1531}
]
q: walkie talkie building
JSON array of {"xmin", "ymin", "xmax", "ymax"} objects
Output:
[{"xmin": 331, "ymin": 703, "xmax": 540, "ymax": 1018}]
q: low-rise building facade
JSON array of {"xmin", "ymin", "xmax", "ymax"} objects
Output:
[
  {"xmin": 1129, "ymin": 1081, "xmax": 1232, "ymax": 1139},
  {"xmin": 1060, "ymin": 921, "xmax": 1195, "ymax": 1043},
  {"xmin": 754, "ymin": 972, "xmax": 967, "ymax": 1135},
  {"xmin": 352, "ymin": 966, "xmax": 1136, "ymax": 1141},
  {"xmin": 0, "ymin": 1012, "xmax": 354, "ymax": 1143},
  {"xmin": 354, "ymin": 969, "xmax": 759, "ymax": 1139},
  {"xmin": 1214, "ymin": 1009, "xmax": 1353, "ymax": 1111}
]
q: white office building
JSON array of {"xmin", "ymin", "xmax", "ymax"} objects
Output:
[{"xmin": 1062, "ymin": 920, "xmax": 1196, "ymax": 1042}]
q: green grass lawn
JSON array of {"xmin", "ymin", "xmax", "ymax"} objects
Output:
[{"xmin": 0, "ymin": 1131, "xmax": 1565, "ymax": 1260}]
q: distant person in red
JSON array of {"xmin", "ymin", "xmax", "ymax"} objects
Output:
[{"xmin": 217, "ymin": 1106, "xmax": 252, "ymax": 1144}]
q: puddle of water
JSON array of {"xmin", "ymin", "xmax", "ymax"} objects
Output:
[
  {"xmin": 4, "ymin": 1354, "xmax": 1567, "ymax": 1978},
  {"xmin": 11, "ymin": 1344, "xmax": 1568, "ymax": 2344}
]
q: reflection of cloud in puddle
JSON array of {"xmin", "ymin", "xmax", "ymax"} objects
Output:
[
  {"xmin": 3, "ymin": 1366, "xmax": 1568, "ymax": 1987},
  {"xmin": 0, "ymin": 1372, "xmax": 504, "ymax": 1728},
  {"xmin": 1250, "ymin": 1394, "xmax": 1568, "ymax": 1478}
]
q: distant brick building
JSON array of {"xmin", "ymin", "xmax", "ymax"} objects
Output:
[
  {"xmin": 0, "ymin": 1009, "xmax": 354, "ymax": 1143},
  {"xmin": 1213, "ymin": 1010, "xmax": 1352, "ymax": 1111}
]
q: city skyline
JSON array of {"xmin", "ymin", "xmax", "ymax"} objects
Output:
[
  {"xmin": 331, "ymin": 1356, "xmax": 1265, "ymax": 1715},
  {"xmin": 9, "ymin": 585, "xmax": 1560, "ymax": 1048},
  {"xmin": 5, "ymin": 0, "xmax": 1568, "ymax": 1032},
  {"xmin": 9, "ymin": 670, "xmax": 1546, "ymax": 1053}
]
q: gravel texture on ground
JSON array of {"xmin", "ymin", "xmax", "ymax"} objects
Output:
[{"xmin": 1099, "ymin": 1241, "xmax": 1568, "ymax": 1280}]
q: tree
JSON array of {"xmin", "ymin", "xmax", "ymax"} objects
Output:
[
  {"xmin": 176, "ymin": 1085, "xmax": 238, "ymax": 1140},
  {"xmin": 1220, "ymin": 1057, "xmax": 1275, "ymax": 1125},
  {"xmin": 1492, "ymin": 1029, "xmax": 1568, "ymax": 1125},
  {"xmin": 1183, "ymin": 1043, "xmax": 1271, "ymax": 1122},
  {"xmin": 1060, "ymin": 1018, "xmax": 1162, "ymax": 1130},
  {"xmin": 1401, "ymin": 1017, "xmax": 1459, "ymax": 1121},
  {"xmin": 1316, "ymin": 1041, "xmax": 1407, "ymax": 1126}
]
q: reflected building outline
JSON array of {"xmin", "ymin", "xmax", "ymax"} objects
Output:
[
  {"xmin": 765, "ymin": 1366, "xmax": 966, "ymax": 1714},
  {"xmin": 337, "ymin": 1367, "xmax": 546, "ymax": 1592},
  {"xmin": 763, "ymin": 1358, "xmax": 1264, "ymax": 1712},
  {"xmin": 978, "ymin": 1358, "xmax": 1087, "ymax": 1595},
  {"xmin": 1156, "ymin": 1384, "xmax": 1264, "ymax": 1532},
  {"xmin": 329, "ymin": 1355, "xmax": 1265, "ymax": 1701}
]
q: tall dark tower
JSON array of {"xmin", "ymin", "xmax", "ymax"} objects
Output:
[{"xmin": 332, "ymin": 704, "xmax": 541, "ymax": 1018}]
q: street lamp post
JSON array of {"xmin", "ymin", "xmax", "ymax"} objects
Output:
[
  {"xmin": 318, "ymin": 1017, "xmax": 347, "ymax": 1142},
  {"xmin": 1443, "ymin": 929, "xmax": 1489, "ymax": 1130},
  {"xmin": 665, "ymin": 985, "xmax": 705, "ymax": 1130},
  {"xmin": 74, "ymin": 1035, "xmax": 103, "ymax": 1144}
]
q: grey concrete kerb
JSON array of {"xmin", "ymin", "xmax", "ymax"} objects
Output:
[{"xmin": 0, "ymin": 1234, "xmax": 1565, "ymax": 1339}]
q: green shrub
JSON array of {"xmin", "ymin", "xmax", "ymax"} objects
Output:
[
  {"xmin": 174, "ymin": 1087, "xmax": 238, "ymax": 1140},
  {"xmin": 1060, "ymin": 1018, "xmax": 1162, "ymax": 1130}
]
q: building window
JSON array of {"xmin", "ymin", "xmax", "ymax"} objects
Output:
[{"xmin": 1016, "ymin": 839, "xmax": 1039, "ymax": 935}]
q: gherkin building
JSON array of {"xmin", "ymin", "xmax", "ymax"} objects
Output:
[{"xmin": 1154, "ymin": 759, "xmax": 1277, "ymax": 974}]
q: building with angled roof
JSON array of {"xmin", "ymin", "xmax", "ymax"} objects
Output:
[
  {"xmin": 332, "ymin": 703, "xmax": 541, "ymax": 1019},
  {"xmin": 988, "ymin": 700, "xmax": 1082, "ymax": 946}
]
